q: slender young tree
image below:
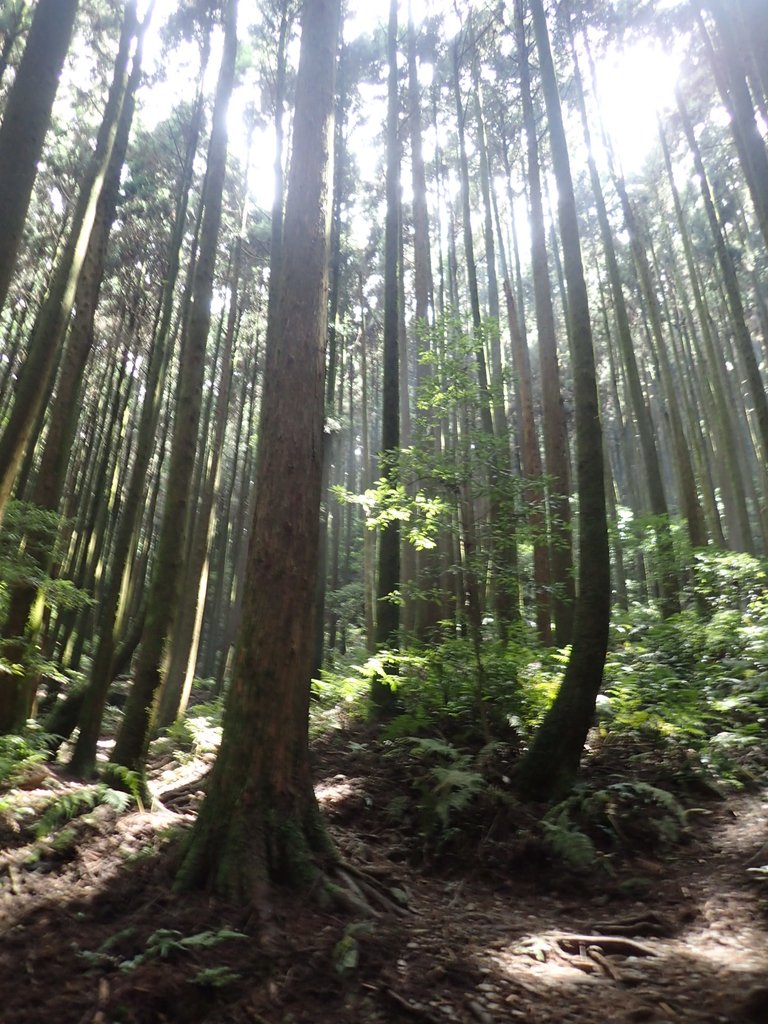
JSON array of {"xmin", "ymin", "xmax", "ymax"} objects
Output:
[
  {"xmin": 177, "ymin": 0, "xmax": 341, "ymax": 902},
  {"xmin": 372, "ymin": 0, "xmax": 401, "ymax": 713},
  {"xmin": 0, "ymin": 0, "xmax": 79, "ymax": 316},
  {"xmin": 0, "ymin": 2, "xmax": 139, "ymax": 525},
  {"xmin": 514, "ymin": 0, "xmax": 610, "ymax": 801},
  {"xmin": 107, "ymin": 0, "xmax": 238, "ymax": 785}
]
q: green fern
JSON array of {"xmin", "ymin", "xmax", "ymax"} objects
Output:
[
  {"xmin": 103, "ymin": 763, "xmax": 143, "ymax": 804},
  {"xmin": 190, "ymin": 966, "xmax": 242, "ymax": 988},
  {"xmin": 428, "ymin": 766, "xmax": 486, "ymax": 827},
  {"xmin": 406, "ymin": 736, "xmax": 463, "ymax": 761},
  {"xmin": 120, "ymin": 927, "xmax": 248, "ymax": 972},
  {"xmin": 549, "ymin": 781, "xmax": 687, "ymax": 851},
  {"xmin": 541, "ymin": 814, "xmax": 599, "ymax": 872},
  {"xmin": 34, "ymin": 784, "xmax": 132, "ymax": 838},
  {"xmin": 0, "ymin": 731, "xmax": 52, "ymax": 789}
]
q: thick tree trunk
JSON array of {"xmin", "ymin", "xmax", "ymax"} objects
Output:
[{"xmin": 177, "ymin": 0, "xmax": 341, "ymax": 902}]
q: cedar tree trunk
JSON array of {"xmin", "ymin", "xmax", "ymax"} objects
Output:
[{"xmin": 176, "ymin": 0, "xmax": 341, "ymax": 903}]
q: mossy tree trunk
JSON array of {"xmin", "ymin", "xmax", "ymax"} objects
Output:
[{"xmin": 177, "ymin": 0, "xmax": 341, "ymax": 902}]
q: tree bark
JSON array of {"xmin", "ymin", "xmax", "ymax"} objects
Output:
[
  {"xmin": 177, "ymin": 0, "xmax": 341, "ymax": 903},
  {"xmin": 0, "ymin": 0, "xmax": 79, "ymax": 316},
  {"xmin": 372, "ymin": 0, "xmax": 401, "ymax": 714},
  {"xmin": 514, "ymin": 0, "xmax": 610, "ymax": 802},
  {"xmin": 107, "ymin": 0, "xmax": 238, "ymax": 783},
  {"xmin": 0, "ymin": 1, "xmax": 138, "ymax": 525},
  {"xmin": 0, "ymin": 25, "xmax": 146, "ymax": 733},
  {"xmin": 514, "ymin": 0, "xmax": 574, "ymax": 644}
]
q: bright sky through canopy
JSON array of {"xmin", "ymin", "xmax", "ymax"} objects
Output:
[
  {"xmin": 138, "ymin": 0, "xmax": 684, "ymax": 225},
  {"xmin": 592, "ymin": 39, "xmax": 682, "ymax": 173}
]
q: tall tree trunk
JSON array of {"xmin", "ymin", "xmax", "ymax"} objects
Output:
[
  {"xmin": 107, "ymin": 0, "xmax": 238, "ymax": 784},
  {"xmin": 372, "ymin": 0, "xmax": 401, "ymax": 714},
  {"xmin": 569, "ymin": 23, "xmax": 679, "ymax": 614},
  {"xmin": 702, "ymin": 3, "xmax": 768, "ymax": 251},
  {"xmin": 0, "ymin": 2, "xmax": 138, "ymax": 525},
  {"xmin": 67, "ymin": 51, "xmax": 209, "ymax": 776},
  {"xmin": 514, "ymin": 0, "xmax": 574, "ymax": 644},
  {"xmin": 514, "ymin": 0, "xmax": 610, "ymax": 802},
  {"xmin": 472, "ymin": 56, "xmax": 521, "ymax": 638},
  {"xmin": 453, "ymin": 27, "xmax": 518, "ymax": 640},
  {"xmin": 407, "ymin": 2, "xmax": 442, "ymax": 641},
  {"xmin": 0, "ymin": 26, "xmax": 146, "ymax": 733},
  {"xmin": 0, "ymin": 0, "xmax": 79, "ymax": 316},
  {"xmin": 656, "ymin": 127, "xmax": 754, "ymax": 551},
  {"xmin": 676, "ymin": 86, "xmax": 768, "ymax": 470},
  {"xmin": 156, "ymin": 231, "xmax": 244, "ymax": 729},
  {"xmin": 177, "ymin": 0, "xmax": 341, "ymax": 903}
]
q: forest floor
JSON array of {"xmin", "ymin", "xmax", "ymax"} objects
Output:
[{"xmin": 0, "ymin": 720, "xmax": 766, "ymax": 1024}]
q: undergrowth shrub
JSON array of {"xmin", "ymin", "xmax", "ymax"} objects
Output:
[
  {"xmin": 157, "ymin": 700, "xmax": 223, "ymax": 761},
  {"xmin": 0, "ymin": 727, "xmax": 53, "ymax": 789},
  {"xmin": 546, "ymin": 781, "xmax": 687, "ymax": 860},
  {"xmin": 336, "ymin": 635, "xmax": 562, "ymax": 745},
  {"xmin": 34, "ymin": 784, "xmax": 133, "ymax": 838}
]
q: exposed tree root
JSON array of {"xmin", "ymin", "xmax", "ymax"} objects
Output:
[
  {"xmin": 335, "ymin": 860, "xmax": 412, "ymax": 916},
  {"xmin": 326, "ymin": 860, "xmax": 413, "ymax": 918},
  {"xmin": 554, "ymin": 933, "xmax": 657, "ymax": 957},
  {"xmin": 589, "ymin": 911, "xmax": 673, "ymax": 937}
]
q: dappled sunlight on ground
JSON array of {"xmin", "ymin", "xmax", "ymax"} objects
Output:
[
  {"xmin": 0, "ymin": 732, "xmax": 765, "ymax": 1022},
  {"xmin": 315, "ymin": 773, "xmax": 360, "ymax": 807}
]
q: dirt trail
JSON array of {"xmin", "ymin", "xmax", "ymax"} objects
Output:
[
  {"xmin": 0, "ymin": 748, "xmax": 765, "ymax": 1023},
  {"xmin": 364, "ymin": 793, "xmax": 768, "ymax": 1024}
]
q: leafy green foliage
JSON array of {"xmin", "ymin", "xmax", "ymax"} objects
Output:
[
  {"xmin": 102, "ymin": 764, "xmax": 144, "ymax": 805},
  {"xmin": 0, "ymin": 729, "xmax": 51, "ymax": 789},
  {"xmin": 548, "ymin": 782, "xmax": 687, "ymax": 855},
  {"xmin": 602, "ymin": 562, "xmax": 768, "ymax": 787},
  {"xmin": 119, "ymin": 928, "xmax": 248, "ymax": 972},
  {"xmin": 540, "ymin": 815, "xmax": 599, "ymax": 872},
  {"xmin": 383, "ymin": 736, "xmax": 488, "ymax": 846},
  {"xmin": 189, "ymin": 966, "xmax": 243, "ymax": 987},
  {"xmin": 0, "ymin": 501, "xmax": 92, "ymax": 621},
  {"xmin": 334, "ymin": 478, "xmax": 447, "ymax": 553},
  {"xmin": 34, "ymin": 784, "xmax": 133, "ymax": 839},
  {"xmin": 359, "ymin": 637, "xmax": 555, "ymax": 745},
  {"xmin": 159, "ymin": 700, "xmax": 223, "ymax": 761}
]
